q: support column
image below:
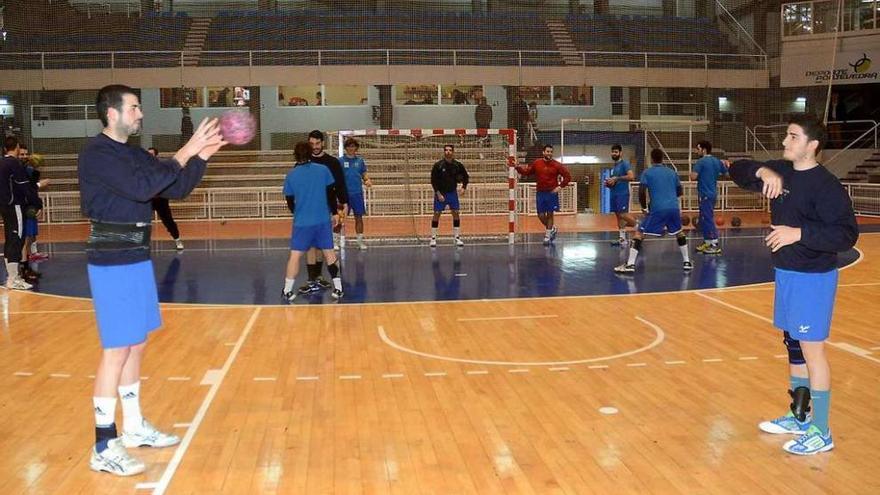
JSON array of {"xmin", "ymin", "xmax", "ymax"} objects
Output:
[{"xmin": 377, "ymin": 85, "xmax": 392, "ymax": 129}]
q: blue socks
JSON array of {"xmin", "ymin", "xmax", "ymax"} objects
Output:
[{"xmin": 811, "ymin": 390, "xmax": 831, "ymax": 433}]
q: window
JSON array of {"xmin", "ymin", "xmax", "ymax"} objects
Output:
[
  {"xmin": 396, "ymin": 85, "xmax": 438, "ymax": 105},
  {"xmin": 553, "ymin": 86, "xmax": 593, "ymax": 106},
  {"xmin": 159, "ymin": 87, "xmax": 203, "ymax": 108},
  {"xmin": 519, "ymin": 86, "xmax": 551, "ymax": 105},
  {"xmin": 440, "ymin": 85, "xmax": 483, "ymax": 105}
]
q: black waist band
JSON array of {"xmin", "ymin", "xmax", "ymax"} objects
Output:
[{"xmin": 87, "ymin": 220, "xmax": 152, "ymax": 252}]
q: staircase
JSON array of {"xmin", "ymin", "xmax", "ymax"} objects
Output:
[
  {"xmin": 845, "ymin": 150, "xmax": 880, "ymax": 183},
  {"xmin": 182, "ymin": 17, "xmax": 213, "ymax": 67},
  {"xmin": 544, "ymin": 19, "xmax": 582, "ymax": 66}
]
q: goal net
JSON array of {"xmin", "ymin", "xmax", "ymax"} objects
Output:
[{"xmin": 327, "ymin": 128, "xmax": 575, "ymax": 244}]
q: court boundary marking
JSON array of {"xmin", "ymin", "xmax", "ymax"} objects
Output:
[{"xmin": 377, "ymin": 315, "xmax": 665, "ymax": 366}]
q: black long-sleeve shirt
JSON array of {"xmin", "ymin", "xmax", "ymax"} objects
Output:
[
  {"xmin": 729, "ymin": 159, "xmax": 858, "ymax": 272},
  {"xmin": 310, "ymin": 152, "xmax": 348, "ymax": 207},
  {"xmin": 431, "ymin": 159, "xmax": 469, "ymax": 194},
  {"xmin": 78, "ymin": 133, "xmax": 207, "ymax": 264},
  {"xmin": 0, "ymin": 155, "xmax": 40, "ymax": 207}
]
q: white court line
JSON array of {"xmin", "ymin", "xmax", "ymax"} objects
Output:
[
  {"xmin": 172, "ymin": 423, "xmax": 191, "ymax": 429},
  {"xmin": 627, "ymin": 363, "xmax": 648, "ymax": 367},
  {"xmin": 378, "ymin": 316, "xmax": 665, "ymax": 366},
  {"xmin": 424, "ymin": 372, "xmax": 447, "ymax": 377},
  {"xmin": 548, "ymin": 367, "xmax": 570, "ymax": 372},
  {"xmin": 167, "ymin": 376, "xmax": 191, "ymax": 382},
  {"xmin": 774, "ymin": 354, "xmax": 788, "ymax": 359},
  {"xmin": 696, "ymin": 291, "xmax": 880, "ymax": 366},
  {"xmin": 738, "ymin": 356, "xmax": 759, "ymax": 361},
  {"xmin": 457, "ymin": 314, "xmax": 558, "ymax": 322},
  {"xmin": 702, "ymin": 358, "xmax": 723, "ymax": 363},
  {"xmin": 382, "ymin": 373, "xmax": 404, "ymax": 379},
  {"xmin": 49, "ymin": 373, "xmax": 71, "ymax": 378},
  {"xmin": 253, "ymin": 377, "xmax": 277, "ymax": 382},
  {"xmin": 339, "ymin": 375, "xmax": 362, "ymax": 380},
  {"xmin": 872, "ymin": 346, "xmax": 880, "ymax": 351},
  {"xmin": 200, "ymin": 369, "xmax": 222, "ymax": 386},
  {"xmin": 454, "ymin": 273, "xmax": 468, "ymax": 277},
  {"xmin": 296, "ymin": 376, "xmax": 319, "ymax": 381},
  {"xmin": 136, "ymin": 482, "xmax": 159, "ymax": 490},
  {"xmin": 665, "ymin": 360, "xmax": 686, "ymax": 365},
  {"xmin": 466, "ymin": 370, "xmax": 489, "ymax": 375},
  {"xmin": 507, "ymin": 369, "xmax": 530, "ymax": 373},
  {"xmin": 13, "ymin": 371, "xmax": 33, "ymax": 376},
  {"xmin": 151, "ymin": 307, "xmax": 262, "ymax": 495}
]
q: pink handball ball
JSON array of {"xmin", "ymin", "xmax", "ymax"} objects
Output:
[{"xmin": 219, "ymin": 110, "xmax": 256, "ymax": 146}]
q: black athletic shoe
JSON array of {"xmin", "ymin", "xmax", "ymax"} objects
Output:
[
  {"xmin": 331, "ymin": 288, "xmax": 343, "ymax": 300},
  {"xmin": 315, "ymin": 277, "xmax": 332, "ymax": 290},
  {"xmin": 298, "ymin": 282, "xmax": 320, "ymax": 294},
  {"xmin": 282, "ymin": 289, "xmax": 296, "ymax": 302}
]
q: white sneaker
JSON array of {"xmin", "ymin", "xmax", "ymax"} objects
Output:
[
  {"xmin": 429, "ymin": 237, "xmax": 437, "ymax": 248},
  {"xmin": 6, "ymin": 278, "xmax": 33, "ymax": 290},
  {"xmin": 357, "ymin": 239, "xmax": 368, "ymax": 251},
  {"xmin": 121, "ymin": 419, "xmax": 181, "ymax": 448},
  {"xmin": 455, "ymin": 236, "xmax": 465, "ymax": 247},
  {"xmin": 175, "ymin": 239, "xmax": 184, "ymax": 250},
  {"xmin": 89, "ymin": 438, "xmax": 146, "ymax": 476},
  {"xmin": 333, "ymin": 233, "xmax": 341, "ymax": 251}
]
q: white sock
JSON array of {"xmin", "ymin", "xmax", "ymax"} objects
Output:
[
  {"xmin": 710, "ymin": 239, "xmax": 718, "ymax": 246},
  {"xmin": 6, "ymin": 262, "xmax": 19, "ymax": 283},
  {"xmin": 431, "ymin": 227, "xmax": 438, "ymax": 238},
  {"xmin": 357, "ymin": 234, "xmax": 364, "ymax": 241},
  {"xmin": 93, "ymin": 396, "xmax": 117, "ymax": 427},
  {"xmin": 453, "ymin": 227, "xmax": 461, "ymax": 238},
  {"xmin": 118, "ymin": 382, "xmax": 144, "ymax": 433},
  {"xmin": 284, "ymin": 278, "xmax": 295, "ymax": 292},
  {"xmin": 332, "ymin": 277, "xmax": 342, "ymax": 291},
  {"xmin": 627, "ymin": 247, "xmax": 639, "ymax": 266},
  {"xmin": 679, "ymin": 245, "xmax": 690, "ymax": 262},
  {"xmin": 30, "ymin": 242, "xmax": 38, "ymax": 254},
  {"xmin": 619, "ymin": 230, "xmax": 626, "ymax": 240},
  {"xmin": 545, "ymin": 229, "xmax": 552, "ymax": 238}
]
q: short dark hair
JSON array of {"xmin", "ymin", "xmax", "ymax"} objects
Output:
[
  {"xmin": 611, "ymin": 144, "xmax": 622, "ymax": 152},
  {"xmin": 294, "ymin": 142, "xmax": 312, "ymax": 163},
  {"xmin": 789, "ymin": 114, "xmax": 827, "ymax": 153},
  {"xmin": 543, "ymin": 144, "xmax": 553, "ymax": 151},
  {"xmin": 344, "ymin": 138, "xmax": 359, "ymax": 149},
  {"xmin": 147, "ymin": 147, "xmax": 158, "ymax": 156},
  {"xmin": 4, "ymin": 136, "xmax": 19, "ymax": 153},
  {"xmin": 308, "ymin": 130, "xmax": 324, "ymax": 141},
  {"xmin": 19, "ymin": 145, "xmax": 28, "ymax": 151},
  {"xmin": 96, "ymin": 84, "xmax": 137, "ymax": 127},
  {"xmin": 697, "ymin": 140, "xmax": 712, "ymax": 154},
  {"xmin": 444, "ymin": 144, "xmax": 454, "ymax": 152},
  {"xmin": 650, "ymin": 148, "xmax": 664, "ymax": 164}
]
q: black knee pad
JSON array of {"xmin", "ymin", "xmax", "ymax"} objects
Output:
[
  {"xmin": 327, "ymin": 261, "xmax": 340, "ymax": 278},
  {"xmin": 632, "ymin": 238, "xmax": 643, "ymax": 251},
  {"xmin": 789, "ymin": 386, "xmax": 811, "ymax": 422},
  {"xmin": 783, "ymin": 331, "xmax": 805, "ymax": 365},
  {"xmin": 676, "ymin": 234, "xmax": 688, "ymax": 246}
]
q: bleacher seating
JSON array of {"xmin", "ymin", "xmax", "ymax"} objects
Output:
[{"xmin": 565, "ymin": 14, "xmax": 724, "ymax": 53}]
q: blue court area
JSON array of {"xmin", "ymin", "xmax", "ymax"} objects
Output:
[{"xmin": 30, "ymin": 228, "xmax": 861, "ymax": 305}]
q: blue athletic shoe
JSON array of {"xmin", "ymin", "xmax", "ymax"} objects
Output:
[
  {"xmin": 758, "ymin": 412, "xmax": 812, "ymax": 435},
  {"xmin": 783, "ymin": 425, "xmax": 834, "ymax": 455}
]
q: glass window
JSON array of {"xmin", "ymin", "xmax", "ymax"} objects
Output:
[
  {"xmin": 159, "ymin": 87, "xmax": 203, "ymax": 108},
  {"xmin": 553, "ymin": 86, "xmax": 594, "ymax": 106},
  {"xmin": 278, "ymin": 85, "xmax": 322, "ymax": 106},
  {"xmin": 519, "ymin": 86, "xmax": 551, "ymax": 105},
  {"xmin": 396, "ymin": 85, "xmax": 438, "ymax": 105},
  {"xmin": 440, "ymin": 85, "xmax": 483, "ymax": 105},
  {"xmin": 783, "ymin": 2, "xmax": 812, "ymax": 36},
  {"xmin": 813, "ymin": 1, "xmax": 838, "ymax": 33}
]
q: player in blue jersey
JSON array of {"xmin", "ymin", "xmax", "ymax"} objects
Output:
[
  {"xmin": 339, "ymin": 138, "xmax": 372, "ymax": 250},
  {"xmin": 282, "ymin": 142, "xmax": 343, "ymax": 301},
  {"xmin": 728, "ymin": 115, "xmax": 858, "ymax": 456},
  {"xmin": 690, "ymin": 141, "xmax": 727, "ymax": 255},
  {"xmin": 606, "ymin": 144, "xmax": 638, "ymax": 246},
  {"xmin": 614, "ymin": 148, "xmax": 692, "ymax": 273}
]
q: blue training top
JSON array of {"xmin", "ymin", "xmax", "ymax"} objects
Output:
[
  {"xmin": 283, "ymin": 162, "xmax": 335, "ymax": 227},
  {"xmin": 694, "ymin": 155, "xmax": 727, "ymax": 199},
  {"xmin": 341, "ymin": 155, "xmax": 367, "ymax": 195},
  {"xmin": 610, "ymin": 159, "xmax": 631, "ymax": 196},
  {"xmin": 641, "ymin": 164, "xmax": 681, "ymax": 212}
]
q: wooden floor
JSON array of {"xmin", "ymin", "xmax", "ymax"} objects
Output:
[{"xmin": 2, "ymin": 229, "xmax": 879, "ymax": 494}]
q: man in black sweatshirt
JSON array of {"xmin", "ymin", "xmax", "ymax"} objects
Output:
[
  {"xmin": 430, "ymin": 144, "xmax": 469, "ymax": 247},
  {"xmin": 727, "ymin": 114, "xmax": 858, "ymax": 456},
  {"xmin": 79, "ymin": 84, "xmax": 225, "ymax": 476},
  {"xmin": 0, "ymin": 136, "xmax": 40, "ymax": 290}
]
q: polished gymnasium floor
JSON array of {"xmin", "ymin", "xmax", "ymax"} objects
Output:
[{"xmin": 1, "ymin": 215, "xmax": 878, "ymax": 494}]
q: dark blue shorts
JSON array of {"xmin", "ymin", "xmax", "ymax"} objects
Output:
[
  {"xmin": 639, "ymin": 209, "xmax": 683, "ymax": 236},
  {"xmin": 23, "ymin": 218, "xmax": 38, "ymax": 237},
  {"xmin": 536, "ymin": 191, "xmax": 560, "ymax": 214},
  {"xmin": 348, "ymin": 192, "xmax": 366, "ymax": 216},
  {"xmin": 434, "ymin": 191, "xmax": 460, "ymax": 212},
  {"xmin": 290, "ymin": 222, "xmax": 333, "ymax": 251},
  {"xmin": 774, "ymin": 268, "xmax": 838, "ymax": 341},
  {"xmin": 610, "ymin": 193, "xmax": 630, "ymax": 213},
  {"xmin": 87, "ymin": 260, "xmax": 161, "ymax": 349}
]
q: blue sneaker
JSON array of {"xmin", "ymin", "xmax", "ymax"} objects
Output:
[
  {"xmin": 783, "ymin": 425, "xmax": 834, "ymax": 455},
  {"xmin": 758, "ymin": 412, "xmax": 812, "ymax": 435}
]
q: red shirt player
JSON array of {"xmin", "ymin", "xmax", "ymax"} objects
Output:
[{"xmin": 516, "ymin": 144, "xmax": 571, "ymax": 245}]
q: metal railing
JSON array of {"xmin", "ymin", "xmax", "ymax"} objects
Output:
[
  {"xmin": 748, "ymin": 120, "xmax": 879, "ymax": 153},
  {"xmin": 0, "ymin": 49, "xmax": 768, "ymax": 72},
  {"xmin": 610, "ymin": 101, "xmax": 708, "ymax": 120}
]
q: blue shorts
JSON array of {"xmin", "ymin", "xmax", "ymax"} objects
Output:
[
  {"xmin": 639, "ymin": 209, "xmax": 683, "ymax": 236},
  {"xmin": 290, "ymin": 222, "xmax": 333, "ymax": 251},
  {"xmin": 348, "ymin": 192, "xmax": 366, "ymax": 216},
  {"xmin": 536, "ymin": 191, "xmax": 560, "ymax": 214},
  {"xmin": 699, "ymin": 196, "xmax": 718, "ymax": 240},
  {"xmin": 87, "ymin": 260, "xmax": 161, "ymax": 349},
  {"xmin": 610, "ymin": 193, "xmax": 630, "ymax": 213},
  {"xmin": 23, "ymin": 218, "xmax": 38, "ymax": 237},
  {"xmin": 434, "ymin": 191, "xmax": 460, "ymax": 212},
  {"xmin": 774, "ymin": 268, "xmax": 838, "ymax": 341}
]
